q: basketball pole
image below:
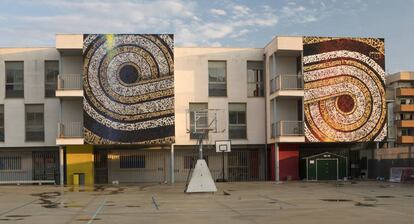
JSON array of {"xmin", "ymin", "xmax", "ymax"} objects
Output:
[{"xmin": 198, "ymin": 137, "xmax": 203, "ymax": 160}]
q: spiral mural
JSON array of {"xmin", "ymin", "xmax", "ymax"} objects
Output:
[
  {"xmin": 83, "ymin": 34, "xmax": 174, "ymax": 144},
  {"xmin": 303, "ymin": 37, "xmax": 386, "ymax": 142}
]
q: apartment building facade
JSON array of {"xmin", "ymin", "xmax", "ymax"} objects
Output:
[
  {"xmin": 386, "ymin": 71, "xmax": 414, "ymax": 146},
  {"xmin": 0, "ymin": 34, "xmax": 388, "ymax": 185}
]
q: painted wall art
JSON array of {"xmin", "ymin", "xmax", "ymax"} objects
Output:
[
  {"xmin": 83, "ymin": 34, "xmax": 174, "ymax": 144},
  {"xmin": 303, "ymin": 37, "xmax": 386, "ymax": 142}
]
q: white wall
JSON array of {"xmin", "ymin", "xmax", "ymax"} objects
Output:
[
  {"xmin": 0, "ymin": 48, "xmax": 60, "ymax": 147},
  {"xmin": 174, "ymin": 47, "xmax": 266, "ymax": 145},
  {"xmin": 275, "ymin": 56, "xmax": 297, "ymax": 75},
  {"xmin": 275, "ymin": 99, "xmax": 300, "ymax": 121},
  {"xmin": 61, "ymin": 99, "xmax": 82, "ymax": 123},
  {"xmin": 61, "ymin": 55, "xmax": 82, "ymax": 74}
]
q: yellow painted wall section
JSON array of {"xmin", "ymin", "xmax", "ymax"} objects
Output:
[{"xmin": 66, "ymin": 145, "xmax": 94, "ymax": 185}]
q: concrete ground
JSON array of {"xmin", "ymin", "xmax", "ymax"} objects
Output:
[{"xmin": 0, "ymin": 181, "xmax": 413, "ymax": 224}]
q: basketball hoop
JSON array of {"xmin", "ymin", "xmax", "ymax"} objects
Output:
[
  {"xmin": 216, "ymin": 140, "xmax": 231, "ymax": 182},
  {"xmin": 184, "ymin": 108, "xmax": 226, "ymax": 193}
]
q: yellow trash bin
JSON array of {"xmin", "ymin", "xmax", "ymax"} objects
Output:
[{"xmin": 73, "ymin": 174, "xmax": 79, "ymax": 186}]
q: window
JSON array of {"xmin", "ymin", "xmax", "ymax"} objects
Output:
[
  {"xmin": 208, "ymin": 61, "xmax": 227, "ymax": 96},
  {"xmin": 247, "ymin": 61, "xmax": 264, "ymax": 97},
  {"xmin": 120, "ymin": 155, "xmax": 145, "ymax": 168},
  {"xmin": 45, "ymin": 61, "xmax": 59, "ymax": 97},
  {"xmin": 0, "ymin": 105, "xmax": 4, "ymax": 142},
  {"xmin": 0, "ymin": 156, "xmax": 21, "ymax": 170},
  {"xmin": 5, "ymin": 61, "xmax": 24, "ymax": 98},
  {"xmin": 189, "ymin": 103, "xmax": 208, "ymax": 139},
  {"xmin": 184, "ymin": 155, "xmax": 208, "ymax": 169},
  {"xmin": 229, "ymin": 103, "xmax": 247, "ymax": 139},
  {"xmin": 25, "ymin": 105, "xmax": 44, "ymax": 141}
]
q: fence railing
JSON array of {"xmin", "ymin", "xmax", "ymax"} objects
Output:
[
  {"xmin": 57, "ymin": 74, "xmax": 83, "ymax": 90},
  {"xmin": 270, "ymin": 74, "xmax": 303, "ymax": 93},
  {"xmin": 272, "ymin": 120, "xmax": 304, "ymax": 137},
  {"xmin": 58, "ymin": 122, "xmax": 83, "ymax": 138}
]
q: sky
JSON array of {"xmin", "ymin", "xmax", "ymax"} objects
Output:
[{"xmin": 0, "ymin": 0, "xmax": 412, "ymax": 73}]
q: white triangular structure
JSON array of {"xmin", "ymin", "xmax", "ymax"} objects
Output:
[{"xmin": 185, "ymin": 159, "xmax": 217, "ymax": 193}]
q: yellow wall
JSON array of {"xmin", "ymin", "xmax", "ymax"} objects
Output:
[{"xmin": 66, "ymin": 145, "xmax": 94, "ymax": 185}]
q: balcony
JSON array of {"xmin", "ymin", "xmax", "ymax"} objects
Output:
[
  {"xmin": 270, "ymin": 74, "xmax": 303, "ymax": 98},
  {"xmin": 56, "ymin": 74, "xmax": 83, "ymax": 97},
  {"xmin": 397, "ymin": 88, "xmax": 414, "ymax": 97},
  {"xmin": 394, "ymin": 104, "xmax": 414, "ymax": 112},
  {"xmin": 56, "ymin": 122, "xmax": 84, "ymax": 145},
  {"xmin": 397, "ymin": 136, "xmax": 414, "ymax": 144},
  {"xmin": 396, "ymin": 120, "xmax": 414, "ymax": 128},
  {"xmin": 271, "ymin": 121, "xmax": 305, "ymax": 143}
]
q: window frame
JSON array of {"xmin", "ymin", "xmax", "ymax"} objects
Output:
[
  {"xmin": 25, "ymin": 104, "xmax": 45, "ymax": 142},
  {"xmin": 5, "ymin": 61, "xmax": 24, "ymax": 98},
  {"xmin": 119, "ymin": 154, "xmax": 146, "ymax": 169},
  {"xmin": 228, "ymin": 103, "xmax": 247, "ymax": 139},
  {"xmin": 0, "ymin": 156, "xmax": 22, "ymax": 171},
  {"xmin": 189, "ymin": 103, "xmax": 208, "ymax": 140},
  {"xmin": 44, "ymin": 60, "xmax": 59, "ymax": 98},
  {"xmin": 247, "ymin": 61, "xmax": 264, "ymax": 97},
  {"xmin": 0, "ymin": 105, "xmax": 4, "ymax": 142},
  {"xmin": 208, "ymin": 60, "xmax": 227, "ymax": 97}
]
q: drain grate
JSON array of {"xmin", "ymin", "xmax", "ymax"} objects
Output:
[
  {"xmin": 321, "ymin": 199, "xmax": 352, "ymax": 202},
  {"xmin": 375, "ymin": 195, "xmax": 395, "ymax": 198},
  {"xmin": 355, "ymin": 202, "xmax": 376, "ymax": 207}
]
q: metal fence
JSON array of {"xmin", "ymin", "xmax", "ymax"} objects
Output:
[
  {"xmin": 58, "ymin": 122, "xmax": 83, "ymax": 138},
  {"xmin": 174, "ymin": 147, "xmax": 266, "ymax": 182},
  {"xmin": 0, "ymin": 150, "xmax": 59, "ymax": 184},
  {"xmin": 270, "ymin": 74, "xmax": 303, "ymax": 93},
  {"xmin": 106, "ymin": 149, "xmax": 169, "ymax": 183},
  {"xmin": 57, "ymin": 74, "xmax": 83, "ymax": 90},
  {"xmin": 272, "ymin": 121, "xmax": 304, "ymax": 137}
]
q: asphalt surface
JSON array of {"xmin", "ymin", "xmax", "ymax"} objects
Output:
[{"xmin": 0, "ymin": 181, "xmax": 413, "ymax": 223}]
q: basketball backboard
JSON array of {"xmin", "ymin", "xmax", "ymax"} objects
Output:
[
  {"xmin": 215, "ymin": 140, "xmax": 231, "ymax": 152},
  {"xmin": 186, "ymin": 108, "xmax": 226, "ymax": 135}
]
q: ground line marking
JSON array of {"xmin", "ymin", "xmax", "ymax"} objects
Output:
[
  {"xmin": 152, "ymin": 196, "xmax": 159, "ymax": 210},
  {"xmin": 86, "ymin": 198, "xmax": 107, "ymax": 224},
  {"xmin": 0, "ymin": 198, "xmax": 39, "ymax": 216}
]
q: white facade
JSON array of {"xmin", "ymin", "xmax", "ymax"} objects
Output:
[
  {"xmin": 174, "ymin": 47, "xmax": 266, "ymax": 145},
  {"xmin": 0, "ymin": 48, "xmax": 60, "ymax": 147},
  {"xmin": 0, "ymin": 35, "xmax": 306, "ymax": 148}
]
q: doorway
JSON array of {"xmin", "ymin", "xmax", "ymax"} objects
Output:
[{"xmin": 316, "ymin": 159, "xmax": 338, "ymax": 180}]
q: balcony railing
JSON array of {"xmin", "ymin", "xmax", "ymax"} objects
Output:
[
  {"xmin": 57, "ymin": 74, "xmax": 83, "ymax": 90},
  {"xmin": 270, "ymin": 74, "xmax": 303, "ymax": 93},
  {"xmin": 58, "ymin": 122, "xmax": 83, "ymax": 138},
  {"xmin": 272, "ymin": 121, "xmax": 304, "ymax": 137}
]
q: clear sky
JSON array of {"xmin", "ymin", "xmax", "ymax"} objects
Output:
[{"xmin": 0, "ymin": 0, "xmax": 412, "ymax": 73}]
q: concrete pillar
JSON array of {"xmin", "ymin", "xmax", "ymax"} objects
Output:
[
  {"xmin": 170, "ymin": 144, "xmax": 175, "ymax": 184},
  {"xmin": 275, "ymin": 143, "xmax": 279, "ymax": 182},
  {"xmin": 59, "ymin": 146, "xmax": 64, "ymax": 186}
]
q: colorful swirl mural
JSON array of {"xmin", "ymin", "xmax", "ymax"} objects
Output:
[
  {"xmin": 83, "ymin": 34, "xmax": 174, "ymax": 144},
  {"xmin": 303, "ymin": 37, "xmax": 386, "ymax": 142}
]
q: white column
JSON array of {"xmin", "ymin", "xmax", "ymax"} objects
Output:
[
  {"xmin": 275, "ymin": 143, "xmax": 279, "ymax": 182},
  {"xmin": 59, "ymin": 146, "xmax": 64, "ymax": 186},
  {"xmin": 170, "ymin": 144, "xmax": 175, "ymax": 184}
]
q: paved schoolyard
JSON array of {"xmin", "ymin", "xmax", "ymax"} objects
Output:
[{"xmin": 0, "ymin": 181, "xmax": 413, "ymax": 223}]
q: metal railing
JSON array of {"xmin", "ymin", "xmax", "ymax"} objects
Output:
[
  {"xmin": 58, "ymin": 122, "xmax": 83, "ymax": 138},
  {"xmin": 270, "ymin": 74, "xmax": 303, "ymax": 93},
  {"xmin": 57, "ymin": 74, "xmax": 83, "ymax": 90},
  {"xmin": 272, "ymin": 120, "xmax": 304, "ymax": 137}
]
